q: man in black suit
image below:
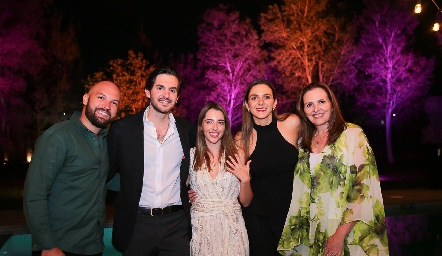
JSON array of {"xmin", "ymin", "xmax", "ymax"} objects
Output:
[{"xmin": 107, "ymin": 66, "xmax": 196, "ymax": 255}]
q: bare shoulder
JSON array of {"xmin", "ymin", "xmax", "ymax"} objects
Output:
[
  {"xmin": 277, "ymin": 113, "xmax": 301, "ymax": 147},
  {"xmin": 234, "ymin": 131, "xmax": 244, "ymax": 147},
  {"xmin": 279, "ymin": 113, "xmax": 301, "ymax": 131}
]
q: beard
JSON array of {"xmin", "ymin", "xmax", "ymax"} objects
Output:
[
  {"xmin": 150, "ymin": 97, "xmax": 175, "ymax": 114},
  {"xmin": 85, "ymin": 103, "xmax": 113, "ymax": 129}
]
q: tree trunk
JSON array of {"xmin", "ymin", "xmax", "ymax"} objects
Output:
[{"xmin": 385, "ymin": 113, "xmax": 395, "ymax": 163}]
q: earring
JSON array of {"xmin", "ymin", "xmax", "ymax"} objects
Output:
[
  {"xmin": 272, "ymin": 108, "xmax": 275, "ymax": 111},
  {"xmin": 247, "ymin": 109, "xmax": 250, "ymax": 112}
]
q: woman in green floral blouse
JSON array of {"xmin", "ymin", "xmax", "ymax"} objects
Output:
[{"xmin": 278, "ymin": 83, "xmax": 389, "ymax": 256}]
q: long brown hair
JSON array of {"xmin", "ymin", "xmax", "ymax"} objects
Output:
[
  {"xmin": 297, "ymin": 82, "xmax": 346, "ymax": 152},
  {"xmin": 238, "ymin": 79, "xmax": 289, "ymax": 159},
  {"xmin": 193, "ymin": 102, "xmax": 238, "ymax": 171}
]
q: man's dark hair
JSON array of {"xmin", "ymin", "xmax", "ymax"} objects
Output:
[{"xmin": 145, "ymin": 66, "xmax": 183, "ymax": 94}]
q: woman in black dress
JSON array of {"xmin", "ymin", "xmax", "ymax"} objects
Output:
[{"xmin": 235, "ymin": 79, "xmax": 301, "ymax": 256}]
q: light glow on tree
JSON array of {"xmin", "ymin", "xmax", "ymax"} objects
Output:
[
  {"xmin": 353, "ymin": 0, "xmax": 435, "ymax": 163},
  {"xmin": 85, "ymin": 50, "xmax": 155, "ymax": 119},
  {"xmin": 259, "ymin": 0, "xmax": 356, "ymax": 100},
  {"xmin": 197, "ymin": 4, "xmax": 266, "ymax": 127}
]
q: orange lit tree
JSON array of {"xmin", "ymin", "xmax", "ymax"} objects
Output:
[
  {"xmin": 85, "ymin": 50, "xmax": 155, "ymax": 119},
  {"xmin": 259, "ymin": 0, "xmax": 356, "ymax": 99}
]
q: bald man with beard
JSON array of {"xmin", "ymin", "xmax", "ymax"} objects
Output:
[{"xmin": 23, "ymin": 81, "xmax": 121, "ymax": 256}]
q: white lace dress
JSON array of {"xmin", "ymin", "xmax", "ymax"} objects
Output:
[{"xmin": 189, "ymin": 148, "xmax": 249, "ymax": 256}]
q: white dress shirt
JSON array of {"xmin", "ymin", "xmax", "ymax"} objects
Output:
[{"xmin": 139, "ymin": 107, "xmax": 184, "ymax": 208}]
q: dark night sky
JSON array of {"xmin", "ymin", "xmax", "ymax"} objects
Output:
[
  {"xmin": 56, "ymin": 0, "xmax": 441, "ymax": 95},
  {"xmin": 56, "ymin": 0, "xmax": 283, "ymax": 77}
]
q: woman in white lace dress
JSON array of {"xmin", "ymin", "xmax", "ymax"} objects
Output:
[{"xmin": 189, "ymin": 102, "xmax": 253, "ymax": 256}]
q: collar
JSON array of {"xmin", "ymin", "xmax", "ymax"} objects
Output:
[
  {"xmin": 71, "ymin": 111, "xmax": 108, "ymax": 136},
  {"xmin": 252, "ymin": 114, "xmax": 277, "ymax": 132},
  {"xmin": 142, "ymin": 107, "xmax": 176, "ymax": 128}
]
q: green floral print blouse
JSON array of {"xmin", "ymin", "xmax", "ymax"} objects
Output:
[{"xmin": 278, "ymin": 123, "xmax": 389, "ymax": 256}]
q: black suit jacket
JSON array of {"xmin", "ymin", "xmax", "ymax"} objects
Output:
[{"xmin": 106, "ymin": 111, "xmax": 196, "ymax": 252}]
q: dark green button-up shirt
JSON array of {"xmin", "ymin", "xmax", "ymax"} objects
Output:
[{"xmin": 23, "ymin": 112, "xmax": 108, "ymax": 254}]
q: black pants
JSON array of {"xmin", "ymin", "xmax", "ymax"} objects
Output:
[
  {"xmin": 123, "ymin": 209, "xmax": 190, "ymax": 256},
  {"xmin": 243, "ymin": 212, "xmax": 286, "ymax": 256},
  {"xmin": 32, "ymin": 251, "xmax": 102, "ymax": 256}
]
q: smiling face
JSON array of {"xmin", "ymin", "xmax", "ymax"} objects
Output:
[
  {"xmin": 83, "ymin": 81, "xmax": 120, "ymax": 130},
  {"xmin": 302, "ymin": 87, "xmax": 332, "ymax": 130},
  {"xmin": 245, "ymin": 83, "xmax": 277, "ymax": 125},
  {"xmin": 202, "ymin": 108, "xmax": 226, "ymax": 146},
  {"xmin": 145, "ymin": 74, "xmax": 179, "ymax": 114}
]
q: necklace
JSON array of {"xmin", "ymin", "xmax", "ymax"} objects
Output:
[
  {"xmin": 156, "ymin": 124, "xmax": 169, "ymax": 143},
  {"xmin": 209, "ymin": 161, "xmax": 217, "ymax": 172},
  {"xmin": 208, "ymin": 151, "xmax": 219, "ymax": 172},
  {"xmin": 314, "ymin": 131, "xmax": 328, "ymax": 148}
]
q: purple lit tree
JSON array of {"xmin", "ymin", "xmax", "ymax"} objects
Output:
[
  {"xmin": 197, "ymin": 4, "xmax": 267, "ymax": 127},
  {"xmin": 353, "ymin": 0, "xmax": 434, "ymax": 163},
  {"xmin": 171, "ymin": 54, "xmax": 207, "ymax": 123},
  {"xmin": 259, "ymin": 0, "xmax": 356, "ymax": 99},
  {"xmin": 0, "ymin": 0, "xmax": 45, "ymax": 127},
  {"xmin": 0, "ymin": 0, "xmax": 47, "ymax": 161}
]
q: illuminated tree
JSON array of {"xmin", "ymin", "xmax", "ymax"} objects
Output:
[
  {"xmin": 0, "ymin": 0, "xmax": 45, "ymax": 126},
  {"xmin": 353, "ymin": 0, "xmax": 434, "ymax": 163},
  {"xmin": 85, "ymin": 50, "xmax": 155, "ymax": 119},
  {"xmin": 0, "ymin": 0, "xmax": 47, "ymax": 161},
  {"xmin": 172, "ymin": 54, "xmax": 207, "ymax": 123},
  {"xmin": 259, "ymin": 0, "xmax": 356, "ymax": 98},
  {"xmin": 197, "ymin": 4, "xmax": 267, "ymax": 127}
]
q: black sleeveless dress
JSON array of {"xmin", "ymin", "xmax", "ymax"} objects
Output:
[
  {"xmin": 243, "ymin": 114, "xmax": 298, "ymax": 256},
  {"xmin": 245, "ymin": 115, "xmax": 298, "ymax": 217}
]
